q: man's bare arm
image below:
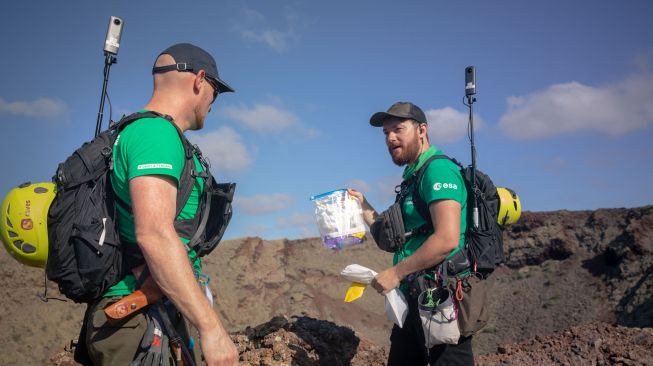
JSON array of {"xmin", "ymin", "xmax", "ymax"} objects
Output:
[
  {"xmin": 372, "ymin": 199, "xmax": 461, "ymax": 294},
  {"xmin": 130, "ymin": 175, "xmax": 238, "ymax": 365}
]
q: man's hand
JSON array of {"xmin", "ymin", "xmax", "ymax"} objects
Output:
[
  {"xmin": 347, "ymin": 188, "xmax": 377, "ymax": 226},
  {"xmin": 371, "ymin": 266, "xmax": 402, "ymax": 295},
  {"xmin": 346, "ymin": 188, "xmax": 365, "ymax": 204},
  {"xmin": 199, "ymin": 327, "xmax": 239, "ymax": 366}
]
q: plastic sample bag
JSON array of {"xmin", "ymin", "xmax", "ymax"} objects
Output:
[
  {"xmin": 385, "ymin": 288, "xmax": 408, "ymax": 328},
  {"xmin": 340, "ymin": 264, "xmax": 408, "ymax": 327},
  {"xmin": 311, "ymin": 189, "xmax": 366, "ymax": 250}
]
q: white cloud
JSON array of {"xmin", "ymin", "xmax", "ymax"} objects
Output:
[
  {"xmin": 346, "ymin": 179, "xmax": 371, "ymax": 193},
  {"xmin": 234, "ymin": 7, "xmax": 298, "ymax": 52},
  {"xmin": 0, "ymin": 97, "xmax": 68, "ymax": 119},
  {"xmin": 303, "ymin": 127, "xmax": 320, "ymax": 138},
  {"xmin": 295, "ymin": 226, "xmax": 319, "ymax": 239},
  {"xmin": 222, "ymin": 103, "xmax": 303, "ymax": 133},
  {"xmin": 425, "ymin": 107, "xmax": 484, "ymax": 143},
  {"xmin": 234, "ymin": 193, "xmax": 293, "ymax": 215},
  {"xmin": 189, "ymin": 126, "xmax": 252, "ymax": 171},
  {"xmin": 276, "ymin": 213, "xmax": 315, "ymax": 228},
  {"xmin": 543, "ymin": 156, "xmax": 569, "ymax": 173},
  {"xmin": 241, "ymin": 29, "xmax": 292, "ymax": 52},
  {"xmin": 241, "ymin": 224, "xmax": 270, "ymax": 238},
  {"xmin": 275, "ymin": 213, "xmax": 320, "ymax": 239},
  {"xmin": 499, "ymin": 71, "xmax": 653, "ymax": 140},
  {"xmin": 243, "ymin": 7, "xmax": 265, "ymax": 22},
  {"xmin": 375, "ymin": 176, "xmax": 403, "ymax": 203}
]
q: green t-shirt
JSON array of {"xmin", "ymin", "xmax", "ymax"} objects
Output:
[
  {"xmin": 106, "ymin": 114, "xmax": 204, "ymax": 296},
  {"xmin": 394, "ymin": 146, "xmax": 467, "ymax": 267}
]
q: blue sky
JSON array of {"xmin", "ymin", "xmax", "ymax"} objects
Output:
[{"xmin": 1, "ymin": 1, "xmax": 652, "ymax": 240}]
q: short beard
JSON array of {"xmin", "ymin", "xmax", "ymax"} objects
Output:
[{"xmin": 389, "ymin": 136, "xmax": 421, "ymax": 166}]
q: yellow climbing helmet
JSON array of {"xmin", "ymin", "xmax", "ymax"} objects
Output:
[
  {"xmin": 497, "ymin": 187, "xmax": 521, "ymax": 226},
  {"xmin": 0, "ymin": 182, "xmax": 55, "ymax": 268}
]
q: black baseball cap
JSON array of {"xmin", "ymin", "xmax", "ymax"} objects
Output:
[
  {"xmin": 152, "ymin": 43, "xmax": 235, "ymax": 93},
  {"xmin": 369, "ymin": 102, "xmax": 427, "ymax": 127}
]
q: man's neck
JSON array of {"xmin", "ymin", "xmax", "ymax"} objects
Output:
[
  {"xmin": 407, "ymin": 142, "xmax": 431, "ymax": 166},
  {"xmin": 143, "ymin": 100, "xmax": 192, "ymax": 132}
]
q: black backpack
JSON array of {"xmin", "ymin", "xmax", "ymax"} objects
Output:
[
  {"xmin": 46, "ymin": 111, "xmax": 234, "ymax": 303},
  {"xmin": 408, "ymin": 155, "xmax": 504, "ymax": 276}
]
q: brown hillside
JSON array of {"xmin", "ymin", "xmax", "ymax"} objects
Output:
[{"xmin": 1, "ymin": 205, "xmax": 651, "ymax": 365}]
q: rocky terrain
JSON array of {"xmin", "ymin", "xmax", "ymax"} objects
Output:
[{"xmin": 1, "ymin": 205, "xmax": 651, "ymax": 365}]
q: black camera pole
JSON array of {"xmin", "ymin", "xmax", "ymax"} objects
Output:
[
  {"xmin": 94, "ymin": 16, "xmax": 124, "ymax": 138},
  {"xmin": 464, "ymin": 66, "xmax": 479, "ymax": 229},
  {"xmin": 95, "ymin": 54, "xmax": 117, "ymax": 138}
]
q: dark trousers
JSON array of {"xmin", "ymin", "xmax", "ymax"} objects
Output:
[{"xmin": 387, "ymin": 294, "xmax": 474, "ymax": 366}]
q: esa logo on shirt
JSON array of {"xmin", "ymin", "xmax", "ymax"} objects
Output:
[{"xmin": 433, "ymin": 182, "xmax": 458, "ymax": 191}]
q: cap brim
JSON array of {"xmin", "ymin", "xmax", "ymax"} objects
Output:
[
  {"xmin": 215, "ymin": 77, "xmax": 235, "ymax": 93},
  {"xmin": 369, "ymin": 112, "xmax": 391, "ymax": 127}
]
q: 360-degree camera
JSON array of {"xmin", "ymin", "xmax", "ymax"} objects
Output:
[
  {"xmin": 103, "ymin": 16, "xmax": 124, "ymax": 55},
  {"xmin": 465, "ymin": 66, "xmax": 476, "ymax": 96}
]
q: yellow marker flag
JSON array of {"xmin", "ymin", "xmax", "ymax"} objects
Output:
[{"xmin": 344, "ymin": 282, "xmax": 367, "ymax": 302}]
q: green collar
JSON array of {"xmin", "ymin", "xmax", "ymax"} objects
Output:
[{"xmin": 402, "ymin": 146, "xmax": 441, "ymax": 180}]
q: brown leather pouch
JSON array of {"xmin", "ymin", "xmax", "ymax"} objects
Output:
[{"xmin": 104, "ymin": 277, "xmax": 163, "ymax": 322}]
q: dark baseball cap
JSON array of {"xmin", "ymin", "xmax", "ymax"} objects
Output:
[
  {"xmin": 152, "ymin": 43, "xmax": 235, "ymax": 93},
  {"xmin": 369, "ymin": 101, "xmax": 427, "ymax": 127}
]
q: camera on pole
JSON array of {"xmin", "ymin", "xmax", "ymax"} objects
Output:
[
  {"xmin": 95, "ymin": 16, "xmax": 124, "ymax": 138},
  {"xmin": 464, "ymin": 66, "xmax": 479, "ymax": 228},
  {"xmin": 465, "ymin": 66, "xmax": 476, "ymax": 99}
]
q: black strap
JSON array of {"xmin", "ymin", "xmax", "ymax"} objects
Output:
[
  {"xmin": 400, "ymin": 154, "xmax": 470, "ymax": 286},
  {"xmin": 411, "ymin": 155, "xmax": 440, "ymax": 223},
  {"xmin": 186, "ymin": 175, "xmax": 213, "ymax": 250},
  {"xmin": 187, "ymin": 182, "xmax": 235, "ymax": 253},
  {"xmin": 134, "ymin": 266, "xmax": 150, "ymax": 290},
  {"xmin": 111, "ymin": 111, "xmax": 195, "ymax": 220},
  {"xmin": 113, "ymin": 111, "xmax": 203, "ymax": 277},
  {"xmin": 113, "ymin": 111, "xmax": 172, "ymax": 132},
  {"xmin": 409, "ymin": 154, "xmax": 464, "ymax": 227},
  {"xmin": 152, "ymin": 63, "xmax": 195, "ymax": 75},
  {"xmin": 155, "ymin": 301, "xmax": 196, "ymax": 366},
  {"xmin": 63, "ymin": 166, "xmax": 108, "ymax": 188},
  {"xmin": 171, "ymin": 129, "xmax": 202, "ymax": 219},
  {"xmin": 76, "ymin": 149, "xmax": 95, "ymax": 176}
]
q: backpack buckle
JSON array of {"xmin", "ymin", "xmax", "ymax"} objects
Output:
[{"xmin": 56, "ymin": 167, "xmax": 66, "ymax": 185}]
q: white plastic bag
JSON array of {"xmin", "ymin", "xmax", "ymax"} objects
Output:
[
  {"xmin": 340, "ymin": 264, "xmax": 377, "ymax": 284},
  {"xmin": 385, "ymin": 288, "xmax": 408, "ymax": 328},
  {"xmin": 311, "ymin": 189, "xmax": 366, "ymax": 250},
  {"xmin": 340, "ymin": 264, "xmax": 408, "ymax": 327}
]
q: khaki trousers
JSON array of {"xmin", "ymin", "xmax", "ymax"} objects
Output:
[{"xmin": 84, "ymin": 296, "xmax": 201, "ymax": 366}]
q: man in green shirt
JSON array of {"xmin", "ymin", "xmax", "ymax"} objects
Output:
[
  {"xmin": 82, "ymin": 43, "xmax": 239, "ymax": 366},
  {"xmin": 348, "ymin": 102, "xmax": 473, "ymax": 365}
]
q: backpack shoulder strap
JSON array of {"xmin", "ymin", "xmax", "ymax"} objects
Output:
[
  {"xmin": 411, "ymin": 154, "xmax": 464, "ymax": 225},
  {"xmin": 159, "ymin": 118, "xmax": 198, "ymax": 218},
  {"xmin": 111, "ymin": 111, "xmax": 169, "ymax": 133},
  {"xmin": 111, "ymin": 111, "xmax": 196, "ymax": 218}
]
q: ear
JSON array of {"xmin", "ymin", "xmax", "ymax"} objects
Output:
[
  {"xmin": 419, "ymin": 123, "xmax": 427, "ymax": 136},
  {"xmin": 193, "ymin": 70, "xmax": 206, "ymax": 92}
]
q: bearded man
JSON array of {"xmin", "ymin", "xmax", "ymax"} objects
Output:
[{"xmin": 348, "ymin": 101, "xmax": 472, "ymax": 365}]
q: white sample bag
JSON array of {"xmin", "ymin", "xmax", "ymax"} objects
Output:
[
  {"xmin": 340, "ymin": 264, "xmax": 408, "ymax": 328},
  {"xmin": 417, "ymin": 288, "xmax": 460, "ymax": 347},
  {"xmin": 311, "ymin": 189, "xmax": 366, "ymax": 250}
]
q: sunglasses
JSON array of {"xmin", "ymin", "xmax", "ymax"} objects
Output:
[{"xmin": 204, "ymin": 76, "xmax": 220, "ymax": 103}]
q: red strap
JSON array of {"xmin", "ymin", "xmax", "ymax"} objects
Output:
[{"xmin": 456, "ymin": 278, "xmax": 464, "ymax": 301}]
